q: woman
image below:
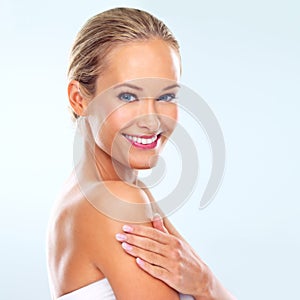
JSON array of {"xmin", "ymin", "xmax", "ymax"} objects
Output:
[{"xmin": 47, "ymin": 7, "xmax": 235, "ymax": 300}]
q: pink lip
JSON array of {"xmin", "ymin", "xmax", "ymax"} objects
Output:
[{"xmin": 123, "ymin": 134, "xmax": 161, "ymax": 150}]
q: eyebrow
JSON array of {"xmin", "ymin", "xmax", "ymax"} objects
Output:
[
  {"xmin": 113, "ymin": 83, "xmax": 143, "ymax": 91},
  {"xmin": 113, "ymin": 82, "xmax": 180, "ymax": 92},
  {"xmin": 162, "ymin": 83, "xmax": 181, "ymax": 91}
]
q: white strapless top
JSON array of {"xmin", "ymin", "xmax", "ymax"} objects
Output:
[{"xmin": 57, "ymin": 277, "xmax": 194, "ymax": 299}]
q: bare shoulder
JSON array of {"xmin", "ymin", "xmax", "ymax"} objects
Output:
[
  {"xmin": 48, "ymin": 176, "xmax": 179, "ymax": 299},
  {"xmin": 80, "ymin": 181, "xmax": 179, "ymax": 299}
]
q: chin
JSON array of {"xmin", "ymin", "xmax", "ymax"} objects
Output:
[{"xmin": 129, "ymin": 155, "xmax": 159, "ymax": 170}]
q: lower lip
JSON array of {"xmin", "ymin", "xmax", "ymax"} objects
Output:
[{"xmin": 124, "ymin": 135, "xmax": 161, "ymax": 150}]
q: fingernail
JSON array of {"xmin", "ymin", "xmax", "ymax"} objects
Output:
[
  {"xmin": 122, "ymin": 242, "xmax": 132, "ymax": 251},
  {"xmin": 122, "ymin": 225, "xmax": 133, "ymax": 233},
  {"xmin": 136, "ymin": 257, "xmax": 144, "ymax": 266},
  {"xmin": 152, "ymin": 213, "xmax": 161, "ymax": 221},
  {"xmin": 115, "ymin": 233, "xmax": 127, "ymax": 242}
]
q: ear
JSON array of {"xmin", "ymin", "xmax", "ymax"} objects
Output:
[{"xmin": 68, "ymin": 80, "xmax": 88, "ymax": 117}]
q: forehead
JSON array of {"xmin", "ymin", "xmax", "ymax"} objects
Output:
[{"xmin": 96, "ymin": 39, "xmax": 181, "ymax": 93}]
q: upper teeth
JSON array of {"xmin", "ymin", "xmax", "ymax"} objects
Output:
[{"xmin": 125, "ymin": 134, "xmax": 158, "ymax": 145}]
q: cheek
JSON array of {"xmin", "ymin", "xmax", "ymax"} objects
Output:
[
  {"xmin": 158, "ymin": 103, "xmax": 178, "ymax": 132},
  {"xmin": 98, "ymin": 106, "xmax": 136, "ymax": 150}
]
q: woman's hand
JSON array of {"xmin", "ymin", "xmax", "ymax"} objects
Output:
[{"xmin": 115, "ymin": 214, "xmax": 235, "ymax": 299}]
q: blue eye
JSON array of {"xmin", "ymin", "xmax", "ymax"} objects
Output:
[
  {"xmin": 157, "ymin": 93, "xmax": 176, "ymax": 102},
  {"xmin": 118, "ymin": 92, "xmax": 138, "ymax": 102}
]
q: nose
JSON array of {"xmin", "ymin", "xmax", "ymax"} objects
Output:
[{"xmin": 136, "ymin": 98, "xmax": 160, "ymax": 132}]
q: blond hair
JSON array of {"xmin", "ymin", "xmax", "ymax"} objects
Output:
[{"xmin": 68, "ymin": 7, "xmax": 180, "ymax": 119}]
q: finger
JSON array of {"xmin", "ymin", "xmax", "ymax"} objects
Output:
[
  {"xmin": 136, "ymin": 257, "xmax": 170, "ymax": 283},
  {"xmin": 116, "ymin": 232, "xmax": 166, "ymax": 255},
  {"xmin": 121, "ymin": 242, "xmax": 171, "ymax": 270},
  {"xmin": 122, "ymin": 224, "xmax": 169, "ymax": 244},
  {"xmin": 152, "ymin": 213, "xmax": 169, "ymax": 234}
]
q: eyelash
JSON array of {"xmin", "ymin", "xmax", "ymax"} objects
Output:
[
  {"xmin": 118, "ymin": 92, "xmax": 138, "ymax": 102},
  {"xmin": 157, "ymin": 93, "xmax": 176, "ymax": 102},
  {"xmin": 117, "ymin": 92, "xmax": 177, "ymax": 103}
]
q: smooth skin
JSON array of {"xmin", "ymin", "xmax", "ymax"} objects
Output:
[
  {"xmin": 48, "ymin": 179, "xmax": 180, "ymax": 299},
  {"xmin": 47, "ymin": 39, "xmax": 235, "ymax": 299}
]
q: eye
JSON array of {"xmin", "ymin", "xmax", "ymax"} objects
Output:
[
  {"xmin": 118, "ymin": 92, "xmax": 138, "ymax": 102},
  {"xmin": 157, "ymin": 93, "xmax": 176, "ymax": 102}
]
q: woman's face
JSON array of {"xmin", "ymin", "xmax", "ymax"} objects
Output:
[{"xmin": 87, "ymin": 39, "xmax": 181, "ymax": 170}]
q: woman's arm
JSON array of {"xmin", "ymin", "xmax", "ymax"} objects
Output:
[{"xmin": 78, "ymin": 181, "xmax": 180, "ymax": 300}]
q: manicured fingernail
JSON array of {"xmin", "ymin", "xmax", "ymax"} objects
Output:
[
  {"xmin": 136, "ymin": 257, "xmax": 144, "ymax": 266},
  {"xmin": 122, "ymin": 225, "xmax": 133, "ymax": 233},
  {"xmin": 152, "ymin": 213, "xmax": 161, "ymax": 221},
  {"xmin": 115, "ymin": 233, "xmax": 127, "ymax": 242},
  {"xmin": 122, "ymin": 242, "xmax": 132, "ymax": 251}
]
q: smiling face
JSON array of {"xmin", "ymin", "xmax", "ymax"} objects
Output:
[{"xmin": 82, "ymin": 39, "xmax": 181, "ymax": 171}]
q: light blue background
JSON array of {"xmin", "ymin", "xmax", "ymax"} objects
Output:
[{"xmin": 1, "ymin": 0, "xmax": 299, "ymax": 299}]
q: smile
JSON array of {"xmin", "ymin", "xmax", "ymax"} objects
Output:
[{"xmin": 123, "ymin": 133, "xmax": 161, "ymax": 149}]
